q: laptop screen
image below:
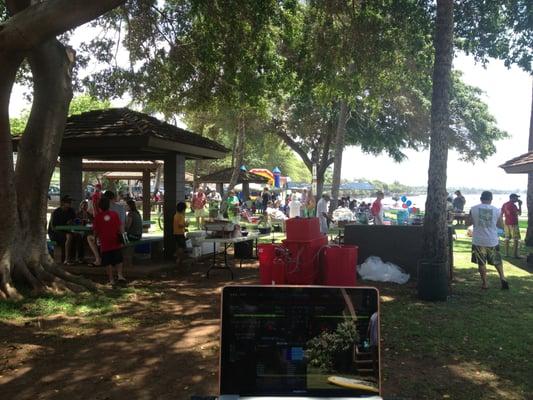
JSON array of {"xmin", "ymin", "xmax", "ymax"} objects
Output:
[{"xmin": 220, "ymin": 286, "xmax": 380, "ymax": 397}]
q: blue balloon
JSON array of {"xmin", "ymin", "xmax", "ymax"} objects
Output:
[
  {"xmin": 401, "ymin": 195, "xmax": 407, "ymax": 203},
  {"xmin": 406, "ymin": 200, "xmax": 412, "ymax": 206}
]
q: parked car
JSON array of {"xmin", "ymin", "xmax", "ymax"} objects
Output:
[{"xmin": 48, "ymin": 185, "xmax": 60, "ymax": 201}]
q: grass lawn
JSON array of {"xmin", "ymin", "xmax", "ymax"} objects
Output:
[
  {"xmin": 378, "ymin": 227, "xmax": 533, "ymax": 399},
  {"xmin": 1, "ymin": 226, "xmax": 532, "ymax": 399}
]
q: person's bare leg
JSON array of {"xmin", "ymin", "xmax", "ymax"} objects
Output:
[
  {"xmin": 116, "ymin": 263, "xmax": 125, "ymax": 281},
  {"xmin": 64, "ymin": 233, "xmax": 72, "ymax": 262},
  {"xmin": 504, "ymin": 239, "xmax": 510, "ymax": 257},
  {"xmin": 87, "ymin": 235, "xmax": 101, "ymax": 265},
  {"xmin": 513, "ymin": 239, "xmax": 520, "ymax": 258},
  {"xmin": 494, "ymin": 263, "xmax": 509, "ymax": 289},
  {"xmin": 478, "ymin": 263, "xmax": 488, "ymax": 289},
  {"xmin": 106, "ymin": 265, "xmax": 114, "ymax": 284}
]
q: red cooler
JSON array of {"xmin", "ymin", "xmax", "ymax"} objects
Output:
[
  {"xmin": 283, "ymin": 236, "xmax": 328, "ymax": 284},
  {"xmin": 271, "ymin": 257, "xmax": 287, "ymax": 284},
  {"xmin": 285, "ymin": 217, "xmax": 321, "ymax": 241},
  {"xmin": 258, "ymin": 244, "xmax": 278, "ymax": 284},
  {"xmin": 320, "ymin": 245, "xmax": 358, "ymax": 286}
]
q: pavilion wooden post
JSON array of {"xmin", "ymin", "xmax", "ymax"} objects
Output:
[
  {"xmin": 142, "ymin": 170, "xmax": 151, "ymax": 222},
  {"xmin": 217, "ymin": 183, "xmax": 224, "ymax": 197},
  {"xmin": 60, "ymin": 156, "xmax": 83, "ymax": 206},
  {"xmin": 164, "ymin": 154, "xmax": 186, "ymax": 259}
]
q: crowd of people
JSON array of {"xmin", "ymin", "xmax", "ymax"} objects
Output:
[{"xmin": 48, "ymin": 185, "xmax": 144, "ymax": 286}]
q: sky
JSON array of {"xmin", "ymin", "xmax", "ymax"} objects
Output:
[
  {"xmin": 341, "ymin": 54, "xmax": 532, "ymax": 191},
  {"xmin": 8, "ymin": 42, "xmax": 532, "ymax": 191}
]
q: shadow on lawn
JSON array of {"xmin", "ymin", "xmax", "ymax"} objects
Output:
[
  {"xmin": 0, "ymin": 262, "xmax": 259, "ymax": 400},
  {"xmin": 374, "ymin": 271, "xmax": 533, "ymax": 400}
]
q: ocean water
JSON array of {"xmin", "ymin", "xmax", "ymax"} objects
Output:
[{"xmin": 356, "ymin": 193, "xmax": 527, "ymax": 213}]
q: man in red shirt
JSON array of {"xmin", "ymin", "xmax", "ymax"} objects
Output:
[
  {"xmin": 371, "ymin": 191, "xmax": 385, "ymax": 225},
  {"xmin": 93, "ymin": 197, "xmax": 125, "ymax": 286},
  {"xmin": 191, "ymin": 187, "xmax": 207, "ymax": 227},
  {"xmin": 501, "ymin": 193, "xmax": 522, "ymax": 258}
]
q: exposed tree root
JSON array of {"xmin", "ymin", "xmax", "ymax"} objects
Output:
[{"xmin": 3, "ymin": 253, "xmax": 99, "ymax": 298}]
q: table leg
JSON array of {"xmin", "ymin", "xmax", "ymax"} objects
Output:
[{"xmin": 205, "ymin": 241, "xmax": 234, "ymax": 279}]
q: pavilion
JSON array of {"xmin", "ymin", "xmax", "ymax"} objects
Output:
[
  {"xmin": 197, "ymin": 167, "xmax": 269, "ymax": 198},
  {"xmin": 14, "ymin": 108, "xmax": 228, "ymax": 258}
]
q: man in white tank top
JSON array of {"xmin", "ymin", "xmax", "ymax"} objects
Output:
[{"xmin": 469, "ymin": 191, "xmax": 509, "ymax": 290}]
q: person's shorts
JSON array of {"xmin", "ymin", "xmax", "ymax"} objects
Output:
[
  {"xmin": 175, "ymin": 234, "xmax": 186, "ymax": 249},
  {"xmin": 504, "ymin": 224, "xmax": 521, "ymax": 240},
  {"xmin": 101, "ymin": 249, "xmax": 123, "ymax": 266},
  {"xmin": 194, "ymin": 208, "xmax": 206, "ymax": 217},
  {"xmin": 471, "ymin": 245, "xmax": 502, "ymax": 266}
]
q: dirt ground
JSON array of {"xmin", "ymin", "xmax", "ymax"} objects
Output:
[{"xmin": 0, "ymin": 258, "xmax": 529, "ymax": 400}]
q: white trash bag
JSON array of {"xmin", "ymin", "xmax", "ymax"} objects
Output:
[{"xmin": 357, "ymin": 256, "xmax": 410, "ymax": 284}]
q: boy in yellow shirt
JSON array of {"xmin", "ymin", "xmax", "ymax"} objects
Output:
[{"xmin": 173, "ymin": 202, "xmax": 188, "ymax": 265}]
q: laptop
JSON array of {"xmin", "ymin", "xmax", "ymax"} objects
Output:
[{"xmin": 219, "ymin": 286, "xmax": 382, "ymax": 400}]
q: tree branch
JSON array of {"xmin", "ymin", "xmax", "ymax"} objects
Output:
[
  {"xmin": 275, "ymin": 128, "xmax": 312, "ymax": 171},
  {"xmin": 0, "ymin": 0, "xmax": 125, "ymax": 53}
]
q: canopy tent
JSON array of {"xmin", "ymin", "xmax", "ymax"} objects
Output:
[
  {"xmin": 500, "ymin": 151, "xmax": 533, "ymax": 174},
  {"xmin": 197, "ymin": 167, "xmax": 270, "ymax": 199},
  {"xmin": 13, "ymin": 107, "xmax": 228, "ymax": 258},
  {"xmin": 287, "ymin": 182, "xmax": 311, "ymax": 190},
  {"xmin": 197, "ymin": 167, "xmax": 269, "ymax": 184},
  {"xmin": 102, "ymin": 170, "xmax": 194, "ymax": 182}
]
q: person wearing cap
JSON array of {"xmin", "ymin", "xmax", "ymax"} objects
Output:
[
  {"xmin": 371, "ymin": 191, "xmax": 385, "ymax": 225},
  {"xmin": 48, "ymin": 195, "xmax": 77, "ymax": 264},
  {"xmin": 316, "ymin": 193, "xmax": 332, "ymax": 235},
  {"xmin": 90, "ymin": 183, "xmax": 103, "ymax": 216},
  {"xmin": 191, "ymin": 187, "xmax": 207, "ymax": 227},
  {"xmin": 469, "ymin": 191, "xmax": 509, "ymax": 290},
  {"xmin": 501, "ymin": 193, "xmax": 523, "ymax": 258}
]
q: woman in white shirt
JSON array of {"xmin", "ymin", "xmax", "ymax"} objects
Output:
[{"xmin": 288, "ymin": 194, "xmax": 302, "ymax": 218}]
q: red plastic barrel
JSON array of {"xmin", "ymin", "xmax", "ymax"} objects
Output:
[
  {"xmin": 272, "ymin": 258, "xmax": 287, "ymax": 284},
  {"xmin": 258, "ymin": 244, "xmax": 277, "ymax": 284},
  {"xmin": 285, "ymin": 217, "xmax": 321, "ymax": 241},
  {"xmin": 283, "ymin": 236, "xmax": 328, "ymax": 284},
  {"xmin": 320, "ymin": 245, "xmax": 358, "ymax": 286}
]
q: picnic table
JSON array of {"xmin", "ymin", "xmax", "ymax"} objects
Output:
[
  {"xmin": 54, "ymin": 224, "xmax": 93, "ymax": 233},
  {"xmin": 203, "ymin": 233, "xmax": 267, "ymax": 279}
]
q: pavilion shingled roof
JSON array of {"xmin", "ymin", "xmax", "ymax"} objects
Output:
[
  {"xmin": 197, "ymin": 167, "xmax": 269, "ymax": 184},
  {"xmin": 64, "ymin": 108, "xmax": 227, "ymax": 153},
  {"xmin": 500, "ymin": 151, "xmax": 533, "ymax": 174}
]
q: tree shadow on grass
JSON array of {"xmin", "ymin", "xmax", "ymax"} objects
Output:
[
  {"xmin": 0, "ymin": 264, "xmax": 260, "ymax": 400},
  {"xmin": 369, "ymin": 270, "xmax": 533, "ymax": 399}
]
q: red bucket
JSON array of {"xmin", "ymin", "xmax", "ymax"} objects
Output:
[
  {"xmin": 285, "ymin": 217, "xmax": 321, "ymax": 241},
  {"xmin": 258, "ymin": 244, "xmax": 277, "ymax": 284},
  {"xmin": 320, "ymin": 245, "xmax": 358, "ymax": 286},
  {"xmin": 282, "ymin": 236, "xmax": 328, "ymax": 284},
  {"xmin": 272, "ymin": 257, "xmax": 287, "ymax": 284}
]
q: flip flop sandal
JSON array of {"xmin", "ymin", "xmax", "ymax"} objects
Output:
[{"xmin": 88, "ymin": 262, "xmax": 101, "ymax": 267}]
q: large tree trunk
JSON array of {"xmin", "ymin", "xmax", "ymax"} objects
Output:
[
  {"xmin": 526, "ymin": 80, "xmax": 533, "ymax": 248},
  {"xmin": 0, "ymin": 0, "xmax": 124, "ymax": 298},
  {"xmin": 330, "ymin": 99, "xmax": 349, "ymax": 211},
  {"xmin": 422, "ymin": 0, "xmax": 454, "ymax": 265},
  {"xmin": 0, "ymin": 53, "xmax": 23, "ymax": 299},
  {"xmin": 10, "ymin": 39, "xmax": 96, "ymax": 295}
]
